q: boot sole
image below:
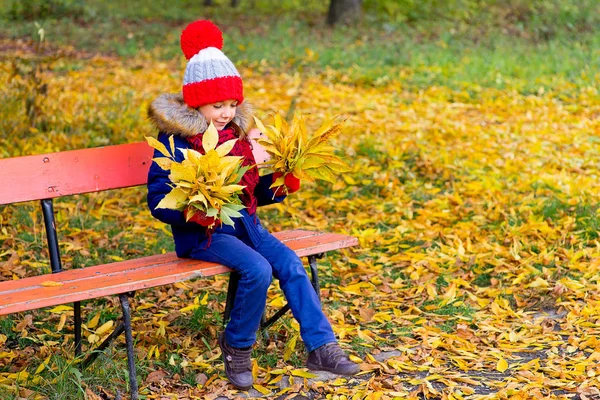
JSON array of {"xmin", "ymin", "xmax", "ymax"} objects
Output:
[{"xmin": 306, "ymin": 362, "xmax": 360, "ymax": 376}]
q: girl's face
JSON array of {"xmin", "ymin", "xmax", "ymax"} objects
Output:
[{"xmin": 199, "ymin": 100, "xmax": 238, "ymax": 131}]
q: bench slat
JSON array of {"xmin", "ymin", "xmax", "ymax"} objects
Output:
[
  {"xmin": 268, "ymin": 229, "xmax": 323, "ymax": 241},
  {"xmin": 0, "ymin": 142, "xmax": 153, "ymax": 205},
  {"xmin": 0, "ymin": 230, "xmax": 357, "ymax": 315},
  {"xmin": 286, "ymin": 232, "xmax": 359, "ymax": 257},
  {"xmin": 1, "ymin": 260, "xmax": 230, "ymax": 315}
]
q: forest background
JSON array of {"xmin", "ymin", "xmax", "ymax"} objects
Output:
[{"xmin": 0, "ymin": 0, "xmax": 599, "ymax": 399}]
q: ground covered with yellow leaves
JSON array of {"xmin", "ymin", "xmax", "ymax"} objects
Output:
[{"xmin": 1, "ymin": 20, "xmax": 600, "ymax": 400}]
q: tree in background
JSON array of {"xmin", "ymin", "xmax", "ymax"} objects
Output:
[
  {"xmin": 200, "ymin": 0, "xmax": 362, "ymax": 25},
  {"xmin": 327, "ymin": 0, "xmax": 362, "ymax": 25},
  {"xmin": 204, "ymin": 0, "xmax": 240, "ymax": 7}
]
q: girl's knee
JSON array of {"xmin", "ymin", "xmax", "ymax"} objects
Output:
[
  {"xmin": 274, "ymin": 259, "xmax": 306, "ymax": 282},
  {"xmin": 243, "ymin": 260, "xmax": 272, "ymax": 289}
]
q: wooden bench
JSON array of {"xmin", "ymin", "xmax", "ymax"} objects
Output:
[{"xmin": 0, "ymin": 142, "xmax": 358, "ymax": 399}]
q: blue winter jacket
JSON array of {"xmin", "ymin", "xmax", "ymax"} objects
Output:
[{"xmin": 146, "ymin": 94, "xmax": 285, "ymax": 257}]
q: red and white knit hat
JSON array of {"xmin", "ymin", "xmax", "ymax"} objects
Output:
[{"xmin": 180, "ymin": 20, "xmax": 244, "ymax": 108}]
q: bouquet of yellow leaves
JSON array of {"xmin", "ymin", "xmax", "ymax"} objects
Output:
[
  {"xmin": 145, "ymin": 122, "xmax": 248, "ymax": 228},
  {"xmin": 253, "ymin": 112, "xmax": 350, "ymax": 193}
]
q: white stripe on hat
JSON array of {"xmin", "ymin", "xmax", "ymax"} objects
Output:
[
  {"xmin": 183, "ymin": 58, "xmax": 240, "ymax": 85},
  {"xmin": 188, "ymin": 47, "xmax": 229, "ymax": 63}
]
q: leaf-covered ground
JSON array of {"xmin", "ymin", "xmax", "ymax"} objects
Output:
[{"xmin": 1, "ymin": 31, "xmax": 600, "ymax": 400}]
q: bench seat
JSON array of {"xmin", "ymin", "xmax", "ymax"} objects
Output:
[{"xmin": 0, "ymin": 230, "xmax": 357, "ymax": 316}]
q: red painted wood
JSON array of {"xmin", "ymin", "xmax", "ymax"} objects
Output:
[
  {"xmin": 274, "ymin": 229, "xmax": 323, "ymax": 242},
  {"xmin": 0, "ymin": 142, "xmax": 154, "ymax": 205},
  {"xmin": 0, "ymin": 230, "xmax": 357, "ymax": 315},
  {"xmin": 284, "ymin": 232, "xmax": 359, "ymax": 258},
  {"xmin": 0, "ymin": 259, "xmax": 231, "ymax": 315}
]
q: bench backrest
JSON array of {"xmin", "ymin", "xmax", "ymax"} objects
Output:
[{"xmin": 0, "ymin": 142, "xmax": 153, "ymax": 205}]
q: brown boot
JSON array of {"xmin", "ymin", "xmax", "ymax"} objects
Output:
[
  {"xmin": 218, "ymin": 333, "xmax": 253, "ymax": 390},
  {"xmin": 306, "ymin": 342, "xmax": 360, "ymax": 375}
]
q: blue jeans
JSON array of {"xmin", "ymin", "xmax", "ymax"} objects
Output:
[{"xmin": 189, "ymin": 224, "xmax": 336, "ymax": 352}]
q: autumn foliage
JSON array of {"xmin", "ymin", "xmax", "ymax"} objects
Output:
[
  {"xmin": 254, "ymin": 112, "xmax": 350, "ymax": 193},
  {"xmin": 0, "ymin": 17, "xmax": 599, "ymax": 400},
  {"xmin": 145, "ymin": 122, "xmax": 248, "ymax": 228}
]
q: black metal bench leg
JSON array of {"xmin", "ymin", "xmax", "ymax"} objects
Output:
[
  {"xmin": 260, "ymin": 254, "xmax": 323, "ymax": 331},
  {"xmin": 308, "ymin": 255, "xmax": 321, "ymax": 301},
  {"xmin": 81, "ymin": 322, "xmax": 125, "ymax": 369},
  {"xmin": 261, "ymin": 304, "xmax": 289, "ymax": 331},
  {"xmin": 119, "ymin": 293, "xmax": 139, "ymax": 400},
  {"xmin": 227, "ymin": 255, "xmax": 323, "ymax": 335},
  {"xmin": 223, "ymin": 271, "xmax": 239, "ymax": 323},
  {"xmin": 74, "ymin": 301, "xmax": 82, "ymax": 357},
  {"xmin": 261, "ymin": 310, "xmax": 270, "ymax": 340}
]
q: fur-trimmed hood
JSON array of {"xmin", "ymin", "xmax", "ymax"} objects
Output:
[{"xmin": 147, "ymin": 93, "xmax": 253, "ymax": 138}]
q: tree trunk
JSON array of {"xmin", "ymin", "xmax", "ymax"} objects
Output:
[
  {"xmin": 203, "ymin": 0, "xmax": 213, "ymax": 6},
  {"xmin": 327, "ymin": 0, "xmax": 362, "ymax": 26},
  {"xmin": 231, "ymin": 0, "xmax": 240, "ymax": 7}
]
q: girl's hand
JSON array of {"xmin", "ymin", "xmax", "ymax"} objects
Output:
[
  {"xmin": 272, "ymin": 172, "xmax": 301, "ymax": 196},
  {"xmin": 248, "ymin": 128, "xmax": 271, "ymax": 165}
]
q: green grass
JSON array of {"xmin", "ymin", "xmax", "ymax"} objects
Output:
[
  {"xmin": 436, "ymin": 275, "xmax": 450, "ymax": 290},
  {"xmin": 422, "ymin": 299, "xmax": 475, "ymax": 319},
  {"xmin": 393, "ymin": 326, "xmax": 414, "ymax": 338},
  {"xmin": 23, "ymin": 352, "xmax": 127, "ymax": 400},
  {"xmin": 0, "ymin": 315, "xmax": 35, "ymax": 351},
  {"xmin": 538, "ymin": 196, "xmax": 570, "ymax": 220},
  {"xmin": 349, "ymin": 336, "xmax": 370, "ymax": 356},
  {"xmin": 256, "ymin": 350, "xmax": 279, "ymax": 369},
  {"xmin": 96, "ymin": 308, "xmax": 120, "ymax": 327},
  {"xmin": 154, "ymin": 352, "xmax": 184, "ymax": 376},
  {"xmin": 0, "ymin": 316, "xmax": 20, "ymax": 352},
  {"xmin": 1, "ymin": 0, "xmax": 598, "ymax": 94},
  {"xmin": 176, "ymin": 302, "xmax": 223, "ymax": 333},
  {"xmin": 173, "ymin": 300, "xmax": 223, "ymax": 348},
  {"xmin": 535, "ymin": 196, "xmax": 600, "ymax": 240},
  {"xmin": 438, "ymin": 320, "xmax": 458, "ymax": 333},
  {"xmin": 0, "ymin": 316, "xmax": 15, "ymax": 337},
  {"xmin": 181, "ymin": 369, "xmax": 199, "ymax": 387},
  {"xmin": 285, "ymin": 351, "xmax": 305, "ymax": 369},
  {"xmin": 573, "ymin": 203, "xmax": 600, "ymax": 240},
  {"xmin": 473, "ymin": 272, "xmax": 493, "ymax": 288},
  {"xmin": 0, "ymin": 386, "xmax": 18, "ymax": 400},
  {"xmin": 234, "ymin": 20, "xmax": 599, "ymax": 93}
]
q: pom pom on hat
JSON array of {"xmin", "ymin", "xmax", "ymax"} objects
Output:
[{"xmin": 180, "ymin": 20, "xmax": 223, "ymax": 60}]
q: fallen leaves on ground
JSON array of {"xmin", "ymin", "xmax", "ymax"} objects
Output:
[{"xmin": 0, "ymin": 42, "xmax": 600, "ymax": 399}]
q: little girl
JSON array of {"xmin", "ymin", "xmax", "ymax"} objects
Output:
[{"xmin": 146, "ymin": 20, "xmax": 359, "ymax": 390}]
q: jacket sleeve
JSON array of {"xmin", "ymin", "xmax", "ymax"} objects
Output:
[
  {"xmin": 146, "ymin": 133, "xmax": 188, "ymax": 227},
  {"xmin": 254, "ymin": 172, "xmax": 287, "ymax": 207}
]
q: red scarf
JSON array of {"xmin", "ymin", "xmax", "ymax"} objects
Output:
[{"xmin": 187, "ymin": 127, "xmax": 259, "ymax": 216}]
